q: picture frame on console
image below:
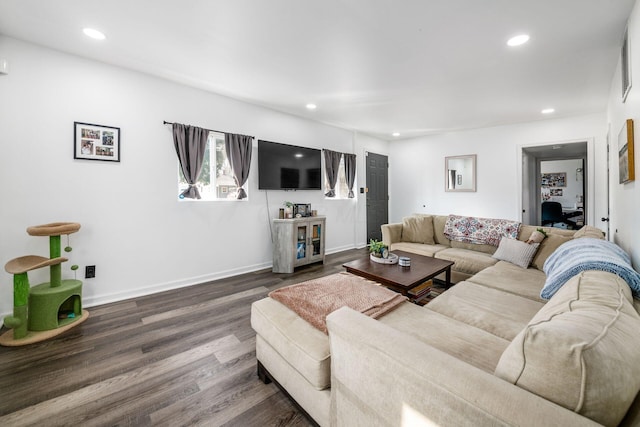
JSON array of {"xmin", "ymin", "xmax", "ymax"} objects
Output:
[{"xmin": 294, "ymin": 204, "xmax": 311, "ymax": 217}]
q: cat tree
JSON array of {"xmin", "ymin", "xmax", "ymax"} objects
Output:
[{"xmin": 0, "ymin": 222, "xmax": 89, "ymax": 346}]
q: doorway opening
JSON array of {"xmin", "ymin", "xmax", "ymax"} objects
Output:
[{"xmin": 521, "ymin": 141, "xmax": 588, "ymax": 228}]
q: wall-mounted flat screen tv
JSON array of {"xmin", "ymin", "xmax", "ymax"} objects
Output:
[{"xmin": 258, "ymin": 140, "xmax": 322, "ymax": 190}]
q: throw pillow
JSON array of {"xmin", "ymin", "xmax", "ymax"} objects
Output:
[
  {"xmin": 574, "ymin": 225, "xmax": 605, "ymax": 239},
  {"xmin": 492, "ymin": 238, "xmax": 539, "ymax": 269},
  {"xmin": 531, "ymin": 234, "xmax": 571, "ymax": 271},
  {"xmin": 401, "ymin": 216, "xmax": 435, "ymax": 245}
]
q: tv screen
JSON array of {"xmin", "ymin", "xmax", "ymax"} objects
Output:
[{"xmin": 258, "ymin": 140, "xmax": 322, "ymax": 190}]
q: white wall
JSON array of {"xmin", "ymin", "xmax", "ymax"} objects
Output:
[
  {"xmin": 389, "ymin": 113, "xmax": 608, "ymax": 225},
  {"xmin": 0, "ymin": 36, "xmax": 386, "ymax": 316},
  {"xmin": 607, "ymin": 0, "xmax": 640, "ymax": 268}
]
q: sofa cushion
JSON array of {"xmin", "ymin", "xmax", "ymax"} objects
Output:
[
  {"xmin": 517, "ymin": 225, "xmax": 575, "ymax": 242},
  {"xmin": 531, "ymin": 233, "xmax": 571, "ymax": 271},
  {"xmin": 402, "ymin": 215, "xmax": 434, "ymax": 244},
  {"xmin": 574, "ymin": 224, "xmax": 605, "ymax": 239},
  {"xmin": 389, "ymin": 242, "xmax": 448, "ymax": 257},
  {"xmin": 427, "ymin": 281, "xmax": 544, "ymax": 340},
  {"xmin": 432, "ymin": 215, "xmax": 450, "ymax": 245},
  {"xmin": 380, "ymin": 302, "xmax": 510, "ymax": 373},
  {"xmin": 450, "ymin": 240, "xmax": 497, "ymax": 254},
  {"xmin": 492, "ymin": 238, "xmax": 539, "ymax": 269},
  {"xmin": 495, "ymin": 271, "xmax": 640, "ymax": 426},
  {"xmin": 467, "ymin": 261, "xmax": 546, "ymax": 302},
  {"xmin": 435, "ymin": 248, "xmax": 499, "ymax": 276},
  {"xmin": 251, "ymin": 297, "xmax": 331, "ymax": 390}
]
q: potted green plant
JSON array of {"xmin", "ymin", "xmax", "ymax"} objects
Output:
[{"xmin": 369, "ymin": 239, "xmax": 388, "ymax": 258}]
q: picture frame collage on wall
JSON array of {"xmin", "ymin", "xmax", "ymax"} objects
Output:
[
  {"xmin": 541, "ymin": 172, "xmax": 567, "ymax": 188},
  {"xmin": 74, "ymin": 122, "xmax": 121, "ymax": 162}
]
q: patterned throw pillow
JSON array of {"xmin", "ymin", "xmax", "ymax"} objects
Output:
[{"xmin": 492, "ymin": 238, "xmax": 540, "ymax": 269}]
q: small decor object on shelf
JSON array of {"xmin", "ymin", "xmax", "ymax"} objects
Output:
[
  {"xmin": 74, "ymin": 122, "xmax": 120, "ymax": 162},
  {"xmin": 283, "ymin": 201, "xmax": 294, "ymax": 218}
]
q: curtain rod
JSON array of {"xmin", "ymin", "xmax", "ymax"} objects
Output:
[{"xmin": 163, "ymin": 121, "xmax": 254, "ymax": 139}]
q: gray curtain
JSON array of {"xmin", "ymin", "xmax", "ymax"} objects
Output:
[
  {"xmin": 172, "ymin": 123, "xmax": 209, "ymax": 199},
  {"xmin": 324, "ymin": 149, "xmax": 342, "ymax": 197},
  {"xmin": 344, "ymin": 153, "xmax": 357, "ymax": 198},
  {"xmin": 225, "ymin": 133, "xmax": 253, "ymax": 199}
]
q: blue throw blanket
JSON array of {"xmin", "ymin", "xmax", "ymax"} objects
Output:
[{"xmin": 541, "ymin": 238, "xmax": 640, "ymax": 299}]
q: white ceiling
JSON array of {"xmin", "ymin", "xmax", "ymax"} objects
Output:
[{"xmin": 0, "ymin": 0, "xmax": 635, "ymax": 140}]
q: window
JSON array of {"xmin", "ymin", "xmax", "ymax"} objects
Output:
[
  {"xmin": 324, "ymin": 155, "xmax": 352, "ymax": 199},
  {"xmin": 178, "ymin": 132, "xmax": 244, "ymax": 200}
]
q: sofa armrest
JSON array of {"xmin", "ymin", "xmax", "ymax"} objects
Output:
[
  {"xmin": 326, "ymin": 307, "xmax": 599, "ymax": 427},
  {"xmin": 381, "ymin": 223, "xmax": 402, "ymax": 246}
]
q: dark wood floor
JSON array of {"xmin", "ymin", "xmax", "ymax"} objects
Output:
[{"xmin": 0, "ymin": 248, "xmax": 369, "ymax": 426}]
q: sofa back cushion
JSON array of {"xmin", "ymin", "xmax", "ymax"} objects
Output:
[
  {"xmin": 432, "ymin": 215, "xmax": 450, "ymax": 245},
  {"xmin": 574, "ymin": 224, "xmax": 606, "ymax": 239},
  {"xmin": 530, "ymin": 234, "xmax": 572, "ymax": 271},
  {"xmin": 401, "ymin": 215, "xmax": 435, "ymax": 245},
  {"xmin": 494, "ymin": 271, "xmax": 640, "ymax": 426}
]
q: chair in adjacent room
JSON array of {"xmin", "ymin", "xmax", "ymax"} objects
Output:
[{"xmin": 541, "ymin": 201, "xmax": 565, "ymax": 228}]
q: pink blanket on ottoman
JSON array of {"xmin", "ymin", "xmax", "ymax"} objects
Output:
[{"xmin": 268, "ymin": 272, "xmax": 407, "ymax": 334}]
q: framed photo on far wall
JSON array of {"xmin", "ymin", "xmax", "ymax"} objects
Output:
[{"xmin": 74, "ymin": 122, "xmax": 120, "ymax": 162}]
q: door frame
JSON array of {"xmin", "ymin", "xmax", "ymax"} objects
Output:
[{"xmin": 517, "ymin": 138, "xmax": 596, "ymax": 227}]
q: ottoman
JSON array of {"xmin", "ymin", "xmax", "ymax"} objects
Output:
[
  {"xmin": 250, "ymin": 272, "xmax": 410, "ymax": 426},
  {"xmin": 251, "ymin": 297, "xmax": 331, "ymax": 426}
]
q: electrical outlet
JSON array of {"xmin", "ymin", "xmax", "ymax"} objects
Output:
[{"xmin": 85, "ymin": 265, "xmax": 96, "ymax": 279}]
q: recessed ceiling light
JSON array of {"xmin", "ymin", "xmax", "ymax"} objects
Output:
[
  {"xmin": 83, "ymin": 28, "xmax": 106, "ymax": 40},
  {"xmin": 507, "ymin": 34, "xmax": 529, "ymax": 47},
  {"xmin": 306, "ymin": 103, "xmax": 317, "ymax": 110},
  {"xmin": 392, "ymin": 132, "xmax": 400, "ymax": 137},
  {"xmin": 541, "ymin": 108, "xmax": 555, "ymax": 114}
]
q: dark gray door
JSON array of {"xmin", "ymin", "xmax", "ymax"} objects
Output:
[{"xmin": 366, "ymin": 152, "xmax": 388, "ymax": 242}]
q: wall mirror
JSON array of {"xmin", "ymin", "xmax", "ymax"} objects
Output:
[{"xmin": 445, "ymin": 154, "xmax": 476, "ymax": 192}]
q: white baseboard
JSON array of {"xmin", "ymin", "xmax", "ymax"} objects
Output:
[
  {"xmin": 83, "ymin": 260, "xmax": 272, "ymax": 309},
  {"xmin": 1, "ymin": 245, "xmax": 361, "ymax": 317}
]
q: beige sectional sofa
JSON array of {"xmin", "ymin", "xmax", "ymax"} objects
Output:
[
  {"xmin": 381, "ymin": 213, "xmax": 578, "ymax": 284},
  {"xmin": 251, "ymin": 214, "xmax": 640, "ymax": 426}
]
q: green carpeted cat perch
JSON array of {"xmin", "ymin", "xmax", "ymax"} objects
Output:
[{"xmin": 1, "ymin": 222, "xmax": 89, "ymax": 346}]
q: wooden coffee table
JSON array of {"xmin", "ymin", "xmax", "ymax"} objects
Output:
[{"xmin": 343, "ymin": 250, "xmax": 454, "ymax": 304}]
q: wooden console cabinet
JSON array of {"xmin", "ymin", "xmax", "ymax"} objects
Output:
[{"xmin": 272, "ymin": 216, "xmax": 326, "ymax": 273}]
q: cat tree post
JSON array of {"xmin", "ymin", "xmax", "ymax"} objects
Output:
[{"xmin": 50, "ymin": 234, "xmax": 62, "ymax": 287}]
